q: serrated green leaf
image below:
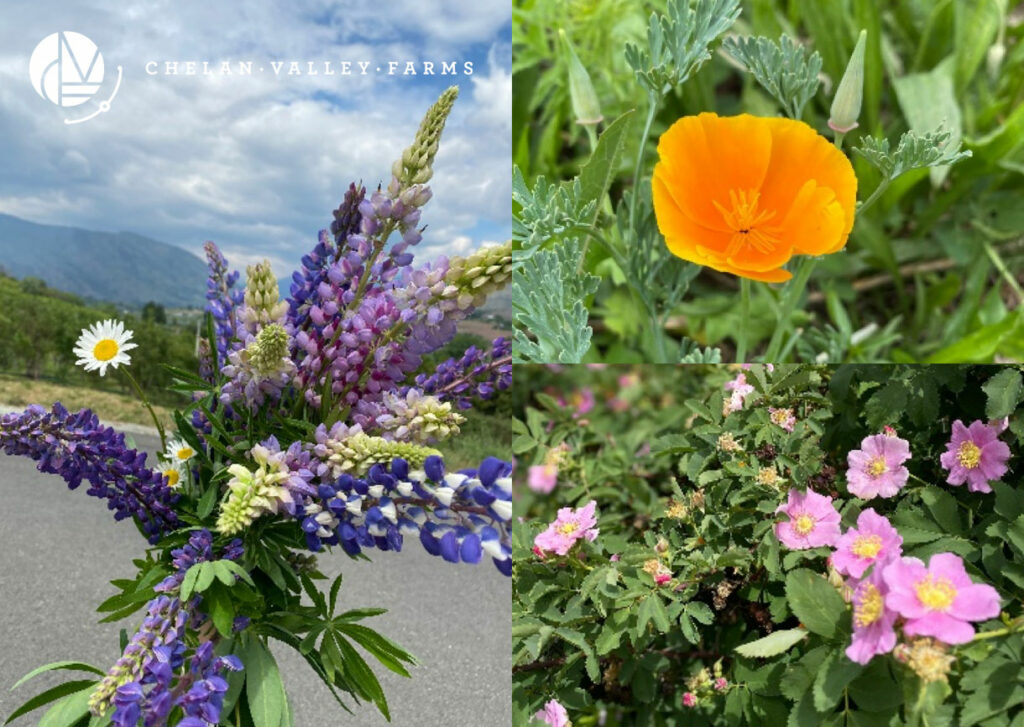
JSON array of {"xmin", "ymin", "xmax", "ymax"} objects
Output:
[
  {"xmin": 735, "ymin": 628, "xmax": 808, "ymax": 658},
  {"xmin": 812, "ymin": 650, "xmax": 864, "ymax": 712},
  {"xmin": 785, "ymin": 569, "xmax": 846, "ymax": 639},
  {"xmin": 982, "ymin": 368, "xmax": 1023, "ymax": 419}
]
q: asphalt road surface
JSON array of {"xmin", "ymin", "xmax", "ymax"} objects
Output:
[{"xmin": 0, "ymin": 433, "xmax": 510, "ymax": 726}]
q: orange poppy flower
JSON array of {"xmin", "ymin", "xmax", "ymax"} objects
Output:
[{"xmin": 652, "ymin": 113, "xmax": 857, "ymax": 282}]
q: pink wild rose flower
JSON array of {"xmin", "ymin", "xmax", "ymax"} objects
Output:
[
  {"xmin": 846, "ymin": 566, "xmax": 899, "ymax": 664},
  {"xmin": 939, "ymin": 419, "xmax": 1010, "ymax": 494},
  {"xmin": 883, "ymin": 553, "xmax": 1002, "ymax": 644},
  {"xmin": 682, "ymin": 692, "xmax": 697, "ymax": 708},
  {"xmin": 846, "ymin": 431, "xmax": 912, "ymax": 499},
  {"xmin": 831, "ymin": 508, "xmax": 903, "ymax": 579},
  {"xmin": 534, "ymin": 699, "xmax": 571, "ymax": 727},
  {"xmin": 775, "ymin": 489, "xmax": 841, "ymax": 549},
  {"xmin": 528, "ymin": 464, "xmax": 559, "ymax": 494},
  {"xmin": 533, "ymin": 500, "xmax": 599, "ymax": 557}
]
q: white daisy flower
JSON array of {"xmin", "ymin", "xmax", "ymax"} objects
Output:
[
  {"xmin": 73, "ymin": 319, "xmax": 137, "ymax": 376},
  {"xmin": 156, "ymin": 459, "xmax": 185, "ymax": 490},
  {"xmin": 165, "ymin": 438, "xmax": 197, "ymax": 465}
]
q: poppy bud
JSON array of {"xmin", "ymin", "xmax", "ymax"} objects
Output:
[
  {"xmin": 559, "ymin": 29, "xmax": 602, "ymax": 126},
  {"xmin": 829, "ymin": 30, "xmax": 867, "ymax": 135}
]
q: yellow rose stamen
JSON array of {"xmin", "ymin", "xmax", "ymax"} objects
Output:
[
  {"xmin": 916, "ymin": 575, "xmax": 957, "ymax": 611},
  {"xmin": 851, "ymin": 534, "xmax": 883, "ymax": 559},
  {"xmin": 957, "ymin": 441, "xmax": 981, "ymax": 469}
]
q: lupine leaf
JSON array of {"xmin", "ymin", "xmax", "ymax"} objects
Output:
[{"xmin": 3, "ymin": 680, "xmax": 97, "ymax": 725}]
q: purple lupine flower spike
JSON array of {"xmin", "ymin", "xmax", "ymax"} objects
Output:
[
  {"xmin": 203, "ymin": 241, "xmax": 243, "ymax": 360},
  {"xmin": 0, "ymin": 403, "xmax": 179, "ymax": 542}
]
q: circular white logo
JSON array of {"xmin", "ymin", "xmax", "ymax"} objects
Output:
[{"xmin": 29, "ymin": 31, "xmax": 105, "ymax": 107}]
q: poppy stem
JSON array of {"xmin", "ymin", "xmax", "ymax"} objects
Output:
[
  {"xmin": 737, "ymin": 278, "xmax": 750, "ymax": 363},
  {"xmin": 764, "ymin": 257, "xmax": 817, "ymax": 361},
  {"xmin": 629, "ymin": 96, "xmax": 659, "ymax": 237},
  {"xmin": 857, "ymin": 180, "xmax": 891, "ymax": 215}
]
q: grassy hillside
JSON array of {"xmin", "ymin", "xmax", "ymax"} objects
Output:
[{"xmin": 0, "ymin": 272, "xmax": 197, "ymax": 406}]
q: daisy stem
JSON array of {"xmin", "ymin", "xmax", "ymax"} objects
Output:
[
  {"xmin": 764, "ymin": 257, "xmax": 817, "ymax": 361},
  {"xmin": 122, "ymin": 368, "xmax": 167, "ymax": 450},
  {"xmin": 737, "ymin": 278, "xmax": 750, "ymax": 363}
]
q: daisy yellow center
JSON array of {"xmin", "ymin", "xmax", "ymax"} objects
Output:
[
  {"xmin": 916, "ymin": 575, "xmax": 957, "ymax": 611},
  {"xmin": 92, "ymin": 339, "xmax": 119, "ymax": 361},
  {"xmin": 163, "ymin": 469, "xmax": 180, "ymax": 487},
  {"xmin": 957, "ymin": 441, "xmax": 981, "ymax": 469},
  {"xmin": 854, "ymin": 583, "xmax": 884, "ymax": 627},
  {"xmin": 556, "ymin": 522, "xmax": 579, "ymax": 536},
  {"xmin": 714, "ymin": 189, "xmax": 780, "ymax": 257},
  {"xmin": 176, "ymin": 447, "xmax": 194, "ymax": 461},
  {"xmin": 793, "ymin": 514, "xmax": 815, "ymax": 536},
  {"xmin": 867, "ymin": 455, "xmax": 888, "ymax": 477},
  {"xmin": 851, "ymin": 534, "xmax": 883, "ymax": 559}
]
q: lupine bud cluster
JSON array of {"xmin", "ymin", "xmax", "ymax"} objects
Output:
[
  {"xmin": 312, "ymin": 422, "xmax": 441, "ymax": 477},
  {"xmin": 376, "ymin": 388, "xmax": 465, "ymax": 443},
  {"xmin": 238, "ymin": 259, "xmax": 289, "ymax": 337},
  {"xmin": 0, "ymin": 403, "xmax": 179, "ymax": 542},
  {"xmin": 220, "ymin": 323, "xmax": 297, "ymax": 407},
  {"xmin": 216, "ymin": 442, "xmax": 309, "ymax": 535},
  {"xmin": 391, "ymin": 85, "xmax": 458, "ymax": 189}
]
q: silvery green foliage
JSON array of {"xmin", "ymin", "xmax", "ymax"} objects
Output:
[
  {"xmin": 723, "ymin": 35, "xmax": 823, "ymax": 119},
  {"xmin": 512, "ymin": 166, "xmax": 595, "ymax": 261},
  {"xmin": 679, "ymin": 340, "xmax": 723, "ymax": 363},
  {"xmin": 512, "ymin": 238, "xmax": 599, "ymax": 363},
  {"xmin": 625, "ymin": 0, "xmax": 741, "ymax": 98},
  {"xmin": 854, "ymin": 127, "xmax": 973, "ymax": 182}
]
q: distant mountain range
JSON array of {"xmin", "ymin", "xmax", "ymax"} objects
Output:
[{"xmin": 0, "ymin": 213, "xmax": 208, "ymax": 308}]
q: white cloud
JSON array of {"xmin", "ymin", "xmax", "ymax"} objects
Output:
[{"xmin": 0, "ymin": 1, "xmax": 511, "ymax": 282}]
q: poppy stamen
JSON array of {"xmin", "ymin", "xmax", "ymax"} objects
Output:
[{"xmin": 714, "ymin": 189, "xmax": 780, "ymax": 257}]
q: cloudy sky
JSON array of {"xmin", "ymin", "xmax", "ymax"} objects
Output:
[{"xmin": 0, "ymin": 0, "xmax": 511, "ymax": 277}]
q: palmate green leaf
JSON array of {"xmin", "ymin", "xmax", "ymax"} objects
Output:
[
  {"xmin": 10, "ymin": 662, "xmax": 105, "ymax": 691},
  {"xmin": 332, "ymin": 633, "xmax": 391, "ymax": 720},
  {"xmin": 785, "ymin": 569, "xmax": 846, "ymax": 639},
  {"xmin": 722, "ymin": 35, "xmax": 822, "ymax": 119},
  {"xmin": 336, "ymin": 623, "xmax": 416, "ymax": 678},
  {"xmin": 35, "ymin": 686, "xmax": 93, "ymax": 727},
  {"xmin": 512, "ymin": 237, "xmax": 599, "ymax": 363},
  {"xmin": 4, "ymin": 680, "xmax": 97, "ymax": 725},
  {"xmin": 734, "ymin": 627, "xmax": 808, "ymax": 658},
  {"xmin": 240, "ymin": 636, "xmax": 287, "ymax": 727}
]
